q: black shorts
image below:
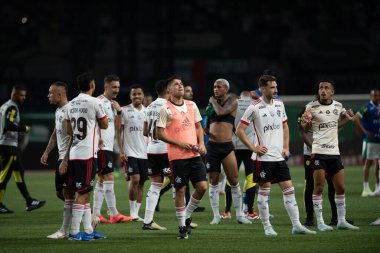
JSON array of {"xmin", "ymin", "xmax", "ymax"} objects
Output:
[
  {"xmin": 123, "ymin": 157, "xmax": 149, "ymax": 184},
  {"xmin": 170, "ymin": 156, "xmax": 207, "ymax": 188},
  {"xmin": 206, "ymin": 141, "xmax": 235, "ymax": 173},
  {"xmin": 55, "ymin": 160, "xmax": 70, "ymax": 192},
  {"xmin": 68, "ymin": 158, "xmax": 97, "ymax": 194},
  {"xmin": 97, "ymin": 150, "xmax": 114, "ymax": 175},
  {"xmin": 147, "ymin": 153, "xmax": 171, "ymax": 178},
  {"xmin": 254, "ymin": 160, "xmax": 291, "ymax": 184},
  {"xmin": 311, "ymin": 154, "xmax": 344, "ymax": 178},
  {"xmin": 235, "ymin": 149, "xmax": 254, "ymax": 176}
]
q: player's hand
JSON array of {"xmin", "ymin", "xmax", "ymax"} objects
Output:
[
  {"xmin": 25, "ymin": 125, "xmax": 31, "ymax": 133},
  {"xmin": 342, "ymin": 108, "xmax": 354, "ymax": 120},
  {"xmin": 302, "ymin": 111, "xmax": 313, "ymax": 124},
  {"xmin": 282, "ymin": 149, "xmax": 290, "ymax": 159},
  {"xmin": 59, "ymin": 161, "xmax": 68, "ymax": 175},
  {"xmin": 112, "ymin": 100, "xmax": 121, "ymax": 112},
  {"xmin": 120, "ymin": 152, "xmax": 128, "ymax": 163},
  {"xmin": 253, "ymin": 145, "xmax": 267, "ymax": 156},
  {"xmin": 209, "ymin": 96, "xmax": 217, "ymax": 104},
  {"xmin": 40, "ymin": 152, "xmax": 49, "ymax": 165},
  {"xmin": 179, "ymin": 142, "xmax": 193, "ymax": 150},
  {"xmin": 98, "ymin": 138, "xmax": 104, "ymax": 149},
  {"xmin": 199, "ymin": 143, "xmax": 207, "ymax": 155}
]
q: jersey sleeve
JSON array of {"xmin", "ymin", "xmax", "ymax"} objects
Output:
[
  {"xmin": 192, "ymin": 102, "xmax": 203, "ymax": 123},
  {"xmin": 2, "ymin": 106, "xmax": 27, "ymax": 132},
  {"xmin": 282, "ymin": 103, "xmax": 288, "ymax": 123},
  {"xmin": 240, "ymin": 105, "xmax": 256, "ymax": 126},
  {"xmin": 156, "ymin": 106, "xmax": 169, "ymax": 128},
  {"xmin": 356, "ymin": 104, "xmax": 368, "ymax": 119},
  {"xmin": 95, "ymin": 99, "xmax": 107, "ymax": 120}
]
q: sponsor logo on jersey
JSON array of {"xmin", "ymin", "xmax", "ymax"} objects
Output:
[
  {"xmin": 326, "ymin": 110, "xmax": 330, "ymax": 114},
  {"xmin": 129, "ymin": 126, "xmax": 143, "ymax": 133},
  {"xmin": 262, "ymin": 113, "xmax": 267, "ymax": 117},
  {"xmin": 333, "ymin": 109, "xmax": 339, "ymax": 115},
  {"xmin": 318, "ymin": 121, "xmax": 337, "ymax": 130},
  {"xmin": 259, "ymin": 106, "xmax": 266, "ymax": 109},
  {"xmin": 263, "ymin": 123, "xmax": 281, "ymax": 133},
  {"xmin": 312, "ymin": 105, "xmax": 320, "ymax": 108},
  {"xmin": 321, "ymin": 144, "xmax": 335, "ymax": 149}
]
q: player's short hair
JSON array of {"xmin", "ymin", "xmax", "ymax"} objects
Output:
[
  {"xmin": 51, "ymin": 81, "xmax": 68, "ymax": 93},
  {"xmin": 77, "ymin": 72, "xmax": 95, "ymax": 92},
  {"xmin": 155, "ymin": 80, "xmax": 167, "ymax": 96},
  {"xmin": 262, "ymin": 69, "xmax": 277, "ymax": 77},
  {"xmin": 258, "ymin": 75, "xmax": 277, "ymax": 87},
  {"xmin": 319, "ymin": 79, "xmax": 336, "ymax": 89},
  {"xmin": 130, "ymin": 84, "xmax": 144, "ymax": 92},
  {"xmin": 12, "ymin": 85, "xmax": 27, "ymax": 92},
  {"xmin": 166, "ymin": 76, "xmax": 182, "ymax": 87},
  {"xmin": 215, "ymin": 79, "xmax": 230, "ymax": 89},
  {"xmin": 104, "ymin": 74, "xmax": 120, "ymax": 84}
]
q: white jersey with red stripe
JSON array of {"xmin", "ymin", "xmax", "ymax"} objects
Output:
[
  {"xmin": 65, "ymin": 93, "xmax": 107, "ymax": 160},
  {"xmin": 121, "ymin": 104, "xmax": 147, "ymax": 159},
  {"xmin": 97, "ymin": 95, "xmax": 116, "ymax": 151},
  {"xmin": 145, "ymin": 97, "xmax": 168, "ymax": 154},
  {"xmin": 55, "ymin": 103, "xmax": 70, "ymax": 160},
  {"xmin": 240, "ymin": 98, "xmax": 287, "ymax": 161}
]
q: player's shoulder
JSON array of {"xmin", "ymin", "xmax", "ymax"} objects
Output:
[
  {"xmin": 251, "ymin": 98, "xmax": 262, "ymax": 107},
  {"xmin": 332, "ymin": 100, "xmax": 342, "ymax": 107}
]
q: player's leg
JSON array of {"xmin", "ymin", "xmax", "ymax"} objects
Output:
[
  {"xmin": 172, "ymin": 159, "xmax": 188, "ymax": 239},
  {"xmin": 222, "ymin": 180, "xmax": 232, "ymax": 219},
  {"xmin": 135, "ymin": 158, "xmax": 149, "ymax": 221},
  {"xmin": 0, "ymin": 146, "xmax": 15, "ymax": 213},
  {"xmin": 241, "ymin": 152, "xmax": 257, "ymax": 218},
  {"xmin": 303, "ymin": 155, "xmax": 314, "ymax": 225},
  {"xmin": 206, "ymin": 141, "xmax": 222, "ymax": 224},
  {"xmin": 332, "ymin": 168, "xmax": 359, "ymax": 230},
  {"xmin": 222, "ymin": 151, "xmax": 251, "ymax": 224}
]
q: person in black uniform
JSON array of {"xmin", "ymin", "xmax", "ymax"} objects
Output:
[{"xmin": 0, "ymin": 85, "xmax": 45, "ymax": 213}]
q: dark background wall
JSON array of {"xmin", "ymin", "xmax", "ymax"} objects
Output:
[{"xmin": 1, "ymin": 0, "xmax": 380, "ymax": 109}]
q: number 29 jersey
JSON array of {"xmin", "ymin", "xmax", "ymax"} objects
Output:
[
  {"xmin": 145, "ymin": 98, "xmax": 168, "ymax": 154},
  {"xmin": 65, "ymin": 93, "xmax": 107, "ymax": 160}
]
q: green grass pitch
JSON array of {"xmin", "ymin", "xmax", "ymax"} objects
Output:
[{"xmin": 1, "ymin": 166, "xmax": 379, "ymax": 253}]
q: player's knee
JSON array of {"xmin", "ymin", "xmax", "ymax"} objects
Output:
[
  {"xmin": 196, "ymin": 182, "xmax": 208, "ymax": 194},
  {"xmin": 314, "ymin": 185, "xmax": 324, "ymax": 195}
]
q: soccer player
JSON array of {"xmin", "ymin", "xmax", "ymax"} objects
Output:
[
  {"xmin": 302, "ymin": 80, "xmax": 359, "ymax": 231},
  {"xmin": 41, "ymin": 82, "xmax": 75, "ymax": 239},
  {"xmin": 354, "ymin": 89, "xmax": 380, "ymax": 197},
  {"xmin": 0, "ymin": 85, "xmax": 45, "ymax": 214},
  {"xmin": 64, "ymin": 72, "xmax": 108, "ymax": 241},
  {"xmin": 225, "ymin": 90, "xmax": 257, "ymax": 220},
  {"xmin": 118, "ymin": 84, "xmax": 148, "ymax": 221},
  {"xmin": 298, "ymin": 103, "xmax": 354, "ymax": 226},
  {"xmin": 205, "ymin": 79, "xmax": 251, "ymax": 225},
  {"xmin": 157, "ymin": 76, "xmax": 207, "ymax": 239},
  {"xmin": 236, "ymin": 74, "xmax": 315, "ymax": 236},
  {"xmin": 142, "ymin": 80, "xmax": 170, "ymax": 230},
  {"xmin": 93, "ymin": 74, "xmax": 131, "ymax": 223}
]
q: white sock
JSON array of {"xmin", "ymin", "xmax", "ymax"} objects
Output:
[
  {"xmin": 61, "ymin": 199, "xmax": 73, "ymax": 233},
  {"xmin": 209, "ymin": 184, "xmax": 220, "ymax": 217},
  {"xmin": 186, "ymin": 196, "xmax": 200, "ymax": 219},
  {"xmin": 282, "ymin": 187, "xmax": 301, "ymax": 227},
  {"xmin": 103, "ymin": 181, "xmax": 118, "ymax": 217},
  {"xmin": 93, "ymin": 181, "xmax": 104, "ymax": 216},
  {"xmin": 231, "ymin": 184, "xmax": 243, "ymax": 217},
  {"xmin": 335, "ymin": 194, "xmax": 346, "ymax": 223},
  {"xmin": 312, "ymin": 194, "xmax": 324, "ymax": 225},
  {"xmin": 136, "ymin": 202, "xmax": 141, "ymax": 217},
  {"xmin": 70, "ymin": 203, "xmax": 84, "ymax": 235},
  {"xmin": 176, "ymin": 206, "xmax": 186, "ymax": 227},
  {"xmin": 129, "ymin": 200, "xmax": 137, "ymax": 217},
  {"xmin": 143, "ymin": 182, "xmax": 162, "ymax": 224},
  {"xmin": 172, "ymin": 185, "xmax": 176, "ymax": 200},
  {"xmin": 363, "ymin": 182, "xmax": 369, "ymax": 190},
  {"xmin": 375, "ymin": 183, "xmax": 379, "ymax": 190},
  {"xmin": 82, "ymin": 203, "xmax": 93, "ymax": 234},
  {"xmin": 257, "ymin": 188, "xmax": 271, "ymax": 228}
]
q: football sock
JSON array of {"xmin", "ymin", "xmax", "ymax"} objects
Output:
[
  {"xmin": 70, "ymin": 203, "xmax": 84, "ymax": 235},
  {"xmin": 283, "ymin": 187, "xmax": 301, "ymax": 227},
  {"xmin": 93, "ymin": 181, "xmax": 104, "ymax": 216},
  {"xmin": 82, "ymin": 203, "xmax": 93, "ymax": 234},
  {"xmin": 209, "ymin": 184, "xmax": 220, "ymax": 217},
  {"xmin": 335, "ymin": 194, "xmax": 346, "ymax": 223},
  {"xmin": 312, "ymin": 194, "xmax": 325, "ymax": 224},
  {"xmin": 258, "ymin": 188, "xmax": 271, "ymax": 228},
  {"xmin": 103, "ymin": 181, "xmax": 118, "ymax": 217},
  {"xmin": 186, "ymin": 196, "xmax": 200, "ymax": 219},
  {"xmin": 176, "ymin": 206, "xmax": 186, "ymax": 227},
  {"xmin": 144, "ymin": 182, "xmax": 162, "ymax": 224},
  {"xmin": 231, "ymin": 183, "xmax": 243, "ymax": 217}
]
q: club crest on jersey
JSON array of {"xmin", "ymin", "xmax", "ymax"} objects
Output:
[
  {"xmin": 175, "ymin": 176, "xmax": 182, "ymax": 184},
  {"xmin": 270, "ymin": 111, "xmax": 275, "ymax": 117},
  {"xmin": 277, "ymin": 110, "xmax": 281, "ymax": 117}
]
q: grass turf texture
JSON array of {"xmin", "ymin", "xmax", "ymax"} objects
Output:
[{"xmin": 1, "ymin": 166, "xmax": 379, "ymax": 253}]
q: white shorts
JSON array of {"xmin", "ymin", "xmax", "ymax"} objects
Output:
[{"xmin": 363, "ymin": 141, "xmax": 380, "ymax": 160}]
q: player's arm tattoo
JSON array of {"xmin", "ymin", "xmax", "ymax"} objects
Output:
[
  {"xmin": 210, "ymin": 94, "xmax": 238, "ymax": 116},
  {"xmin": 44, "ymin": 128, "xmax": 57, "ymax": 154}
]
